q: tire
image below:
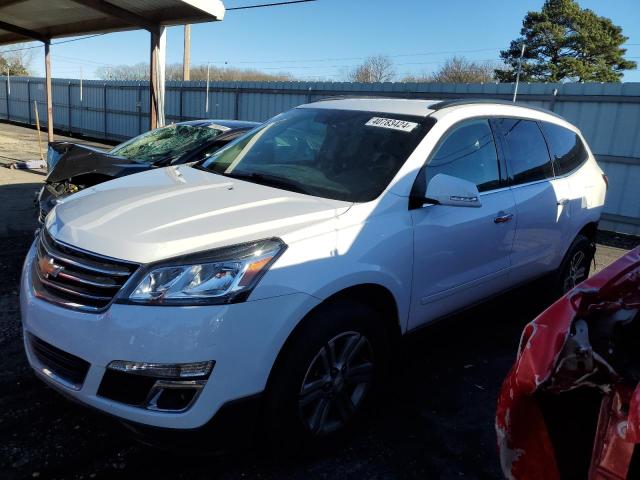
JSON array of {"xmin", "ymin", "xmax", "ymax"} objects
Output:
[
  {"xmin": 552, "ymin": 234, "xmax": 595, "ymax": 298},
  {"xmin": 263, "ymin": 299, "xmax": 389, "ymax": 454}
]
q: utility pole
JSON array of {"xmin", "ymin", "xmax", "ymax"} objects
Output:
[
  {"xmin": 205, "ymin": 62, "xmax": 210, "ymax": 113},
  {"xmin": 183, "ymin": 24, "xmax": 191, "ymax": 81},
  {"xmin": 44, "ymin": 40, "xmax": 54, "ymax": 142},
  {"xmin": 512, "ymin": 43, "xmax": 526, "ymax": 103}
]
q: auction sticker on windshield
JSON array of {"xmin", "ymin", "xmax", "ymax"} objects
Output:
[
  {"xmin": 365, "ymin": 117, "xmax": 419, "ymax": 132},
  {"xmin": 207, "ymin": 124, "xmax": 232, "ymax": 132}
]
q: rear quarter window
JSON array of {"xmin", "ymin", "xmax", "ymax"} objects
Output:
[{"xmin": 541, "ymin": 122, "xmax": 589, "ymax": 175}]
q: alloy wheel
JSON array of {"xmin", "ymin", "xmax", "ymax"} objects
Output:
[
  {"xmin": 563, "ymin": 250, "xmax": 587, "ymax": 293},
  {"xmin": 298, "ymin": 331, "xmax": 374, "ymax": 435}
]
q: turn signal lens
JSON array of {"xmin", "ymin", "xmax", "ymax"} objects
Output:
[{"xmin": 107, "ymin": 360, "xmax": 214, "ymax": 379}]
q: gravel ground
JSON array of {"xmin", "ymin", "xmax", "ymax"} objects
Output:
[
  {"xmin": 1, "ymin": 123, "xmax": 638, "ymax": 480},
  {"xmin": 0, "ymin": 122, "xmax": 110, "ymax": 167}
]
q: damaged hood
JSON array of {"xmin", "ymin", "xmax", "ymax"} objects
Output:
[
  {"xmin": 46, "ymin": 142, "xmax": 150, "ymax": 183},
  {"xmin": 46, "ymin": 165, "xmax": 352, "ymax": 264}
]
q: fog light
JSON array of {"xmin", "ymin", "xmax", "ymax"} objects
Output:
[
  {"xmin": 146, "ymin": 380, "xmax": 204, "ymax": 412},
  {"xmin": 107, "ymin": 360, "xmax": 214, "ymax": 379}
]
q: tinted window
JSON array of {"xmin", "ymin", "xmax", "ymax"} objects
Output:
[
  {"xmin": 199, "ymin": 135, "xmax": 241, "ymax": 159},
  {"xmin": 426, "ymin": 119, "xmax": 500, "ymax": 192},
  {"xmin": 541, "ymin": 122, "xmax": 588, "ymax": 175},
  {"xmin": 201, "ymin": 108, "xmax": 433, "ymax": 202},
  {"xmin": 498, "ymin": 118, "xmax": 553, "ymax": 184}
]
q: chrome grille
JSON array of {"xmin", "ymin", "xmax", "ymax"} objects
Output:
[{"xmin": 33, "ymin": 229, "xmax": 139, "ymax": 312}]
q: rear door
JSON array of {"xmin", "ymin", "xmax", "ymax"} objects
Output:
[
  {"xmin": 495, "ymin": 118, "xmax": 571, "ymax": 283},
  {"xmin": 408, "ymin": 118, "xmax": 517, "ymax": 329}
]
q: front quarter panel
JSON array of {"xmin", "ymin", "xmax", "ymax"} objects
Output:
[{"xmin": 251, "ymin": 193, "xmax": 414, "ymax": 332}]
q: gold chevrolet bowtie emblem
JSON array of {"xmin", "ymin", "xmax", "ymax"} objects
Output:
[{"xmin": 39, "ymin": 255, "xmax": 64, "ymax": 279}]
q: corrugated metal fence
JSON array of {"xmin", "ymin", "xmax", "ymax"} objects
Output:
[{"xmin": 0, "ymin": 77, "xmax": 639, "ymax": 234}]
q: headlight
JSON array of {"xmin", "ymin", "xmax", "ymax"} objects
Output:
[{"xmin": 124, "ymin": 238, "xmax": 286, "ymax": 305}]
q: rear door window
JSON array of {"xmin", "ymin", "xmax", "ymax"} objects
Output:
[
  {"xmin": 497, "ymin": 118, "xmax": 554, "ymax": 185},
  {"xmin": 426, "ymin": 119, "xmax": 501, "ymax": 192},
  {"xmin": 541, "ymin": 122, "xmax": 588, "ymax": 175}
]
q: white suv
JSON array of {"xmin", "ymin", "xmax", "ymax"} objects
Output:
[{"xmin": 21, "ymin": 98, "xmax": 606, "ymax": 448}]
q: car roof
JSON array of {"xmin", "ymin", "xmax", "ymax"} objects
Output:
[
  {"xmin": 300, "ymin": 98, "xmax": 441, "ymax": 117},
  {"xmin": 176, "ymin": 119, "xmax": 260, "ymax": 130},
  {"xmin": 300, "ymin": 97, "xmax": 571, "ymax": 127}
]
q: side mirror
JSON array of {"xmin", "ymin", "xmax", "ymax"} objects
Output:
[{"xmin": 424, "ymin": 173, "xmax": 482, "ymax": 207}]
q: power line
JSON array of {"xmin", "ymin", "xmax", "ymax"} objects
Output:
[
  {"xmin": 201, "ymin": 41, "xmax": 639, "ymax": 66},
  {"xmin": 227, "ymin": 0, "xmax": 317, "ymax": 11},
  {"xmin": 0, "ymin": 33, "xmax": 106, "ymax": 53},
  {"xmin": 212, "ymin": 58, "xmax": 496, "ymax": 71},
  {"xmin": 52, "ymin": 54, "xmax": 114, "ymax": 67},
  {"xmin": 204, "ymin": 48, "xmax": 501, "ymax": 66}
]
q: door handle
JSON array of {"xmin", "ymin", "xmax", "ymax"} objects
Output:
[
  {"xmin": 557, "ymin": 198, "xmax": 569, "ymax": 206},
  {"xmin": 494, "ymin": 212, "xmax": 513, "ymax": 224}
]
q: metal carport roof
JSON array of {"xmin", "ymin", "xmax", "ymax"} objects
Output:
[
  {"xmin": 0, "ymin": 0, "xmax": 225, "ymax": 44},
  {"xmin": 0, "ymin": 0, "xmax": 225, "ymax": 140}
]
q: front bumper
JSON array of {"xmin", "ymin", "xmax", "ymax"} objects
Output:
[{"xmin": 20, "ymin": 241, "xmax": 319, "ymax": 429}]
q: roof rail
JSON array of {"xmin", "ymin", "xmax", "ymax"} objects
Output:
[
  {"xmin": 430, "ymin": 98, "xmax": 565, "ymax": 120},
  {"xmin": 307, "ymin": 95, "xmax": 565, "ymax": 120},
  {"xmin": 309, "ymin": 95, "xmax": 427, "ymax": 103}
]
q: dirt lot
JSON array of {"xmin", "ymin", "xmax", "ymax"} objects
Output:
[
  {"xmin": 0, "ymin": 123, "xmax": 638, "ymax": 479},
  {"xmin": 0, "ymin": 123, "xmax": 110, "ymax": 166}
]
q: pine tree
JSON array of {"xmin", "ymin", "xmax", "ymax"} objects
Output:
[{"xmin": 495, "ymin": 0, "xmax": 636, "ymax": 82}]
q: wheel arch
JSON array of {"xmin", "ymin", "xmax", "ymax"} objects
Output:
[
  {"xmin": 557, "ymin": 221, "xmax": 598, "ymax": 269},
  {"xmin": 578, "ymin": 221, "xmax": 598, "ymax": 244},
  {"xmin": 264, "ymin": 283, "xmax": 401, "ymax": 392}
]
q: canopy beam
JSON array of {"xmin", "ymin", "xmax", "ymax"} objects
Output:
[
  {"xmin": 0, "ymin": 19, "xmax": 47, "ymax": 42},
  {"xmin": 0, "ymin": 0, "xmax": 30, "ymax": 8}
]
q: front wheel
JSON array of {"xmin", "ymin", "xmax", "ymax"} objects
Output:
[
  {"xmin": 263, "ymin": 300, "xmax": 388, "ymax": 453},
  {"xmin": 299, "ymin": 330, "xmax": 374, "ymax": 436}
]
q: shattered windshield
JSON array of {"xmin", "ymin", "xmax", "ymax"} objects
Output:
[
  {"xmin": 109, "ymin": 124, "xmax": 226, "ymax": 164},
  {"xmin": 200, "ymin": 108, "xmax": 433, "ymax": 202}
]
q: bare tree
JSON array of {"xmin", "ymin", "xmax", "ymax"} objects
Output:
[
  {"xmin": 95, "ymin": 63, "xmax": 148, "ymax": 80},
  {"xmin": 184, "ymin": 65, "xmax": 294, "ymax": 82},
  {"xmin": 349, "ymin": 55, "xmax": 395, "ymax": 83},
  {"xmin": 0, "ymin": 44, "xmax": 33, "ymax": 76},
  {"xmin": 403, "ymin": 56, "xmax": 496, "ymax": 83},
  {"xmin": 96, "ymin": 63, "xmax": 296, "ymax": 82}
]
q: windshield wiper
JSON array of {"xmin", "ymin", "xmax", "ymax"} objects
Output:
[{"xmin": 225, "ymin": 172, "xmax": 313, "ymax": 195}]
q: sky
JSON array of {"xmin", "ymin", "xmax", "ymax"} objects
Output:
[{"xmin": 14, "ymin": 0, "xmax": 640, "ymax": 82}]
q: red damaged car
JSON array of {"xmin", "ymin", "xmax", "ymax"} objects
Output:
[{"xmin": 497, "ymin": 246, "xmax": 640, "ymax": 479}]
